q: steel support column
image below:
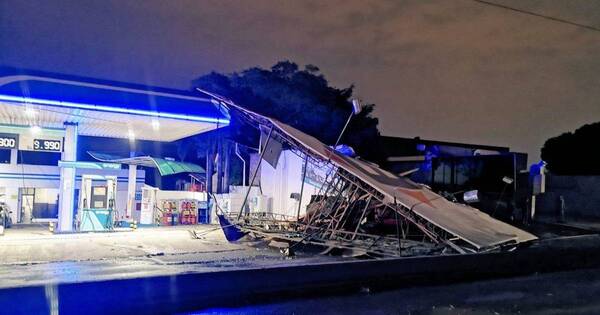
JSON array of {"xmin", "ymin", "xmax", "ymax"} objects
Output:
[
  {"xmin": 57, "ymin": 122, "xmax": 78, "ymax": 232},
  {"xmin": 126, "ymin": 163, "xmax": 137, "ymax": 221}
]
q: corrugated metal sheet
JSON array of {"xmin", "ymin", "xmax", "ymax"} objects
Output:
[{"xmin": 269, "ymin": 118, "xmax": 536, "ymax": 248}]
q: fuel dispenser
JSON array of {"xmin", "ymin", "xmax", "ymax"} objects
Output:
[{"xmin": 78, "ymin": 175, "xmax": 117, "ymax": 232}]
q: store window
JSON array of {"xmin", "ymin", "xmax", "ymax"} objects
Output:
[
  {"xmin": 18, "ymin": 188, "xmax": 59, "ymax": 223},
  {"xmin": 433, "ymin": 161, "xmax": 452, "ymax": 185},
  {"xmin": 33, "ymin": 188, "xmax": 59, "ymax": 220},
  {"xmin": 0, "ymin": 149, "xmax": 10, "ymax": 163}
]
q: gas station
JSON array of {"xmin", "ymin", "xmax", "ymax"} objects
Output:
[{"xmin": 0, "ymin": 69, "xmax": 229, "ymax": 233}]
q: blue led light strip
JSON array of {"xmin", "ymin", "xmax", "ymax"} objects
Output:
[{"xmin": 0, "ymin": 94, "xmax": 230, "ymax": 124}]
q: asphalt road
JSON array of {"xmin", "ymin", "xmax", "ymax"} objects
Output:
[
  {"xmin": 194, "ymin": 267, "xmax": 600, "ymax": 315},
  {"xmin": 2, "ymin": 225, "xmax": 600, "ymax": 314}
]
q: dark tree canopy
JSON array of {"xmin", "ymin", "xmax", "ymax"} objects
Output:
[
  {"xmin": 541, "ymin": 121, "xmax": 600, "ymax": 175},
  {"xmin": 191, "ymin": 61, "xmax": 381, "ymax": 160}
]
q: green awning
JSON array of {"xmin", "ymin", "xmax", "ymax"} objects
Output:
[{"xmin": 87, "ymin": 151, "xmax": 205, "ymax": 176}]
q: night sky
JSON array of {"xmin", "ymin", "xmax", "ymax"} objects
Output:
[{"xmin": 1, "ymin": 0, "xmax": 599, "ymax": 162}]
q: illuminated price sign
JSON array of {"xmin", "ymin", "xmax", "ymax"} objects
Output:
[
  {"xmin": 33, "ymin": 139, "xmax": 62, "ymax": 152},
  {"xmin": 0, "ymin": 133, "xmax": 18, "ymax": 149}
]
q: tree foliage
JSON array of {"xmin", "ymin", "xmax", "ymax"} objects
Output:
[
  {"xmin": 191, "ymin": 61, "xmax": 381, "ymax": 160},
  {"xmin": 541, "ymin": 121, "xmax": 600, "ymax": 175}
]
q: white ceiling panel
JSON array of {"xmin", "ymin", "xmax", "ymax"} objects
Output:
[{"xmin": 0, "ymin": 101, "xmax": 225, "ymax": 142}]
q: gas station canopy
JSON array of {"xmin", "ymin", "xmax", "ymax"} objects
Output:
[
  {"xmin": 0, "ymin": 67, "xmax": 229, "ymax": 142},
  {"xmin": 0, "ymin": 68, "xmax": 226, "ymax": 233}
]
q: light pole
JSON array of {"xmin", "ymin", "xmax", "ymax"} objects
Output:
[{"xmin": 328, "ymin": 99, "xmax": 362, "ymax": 160}]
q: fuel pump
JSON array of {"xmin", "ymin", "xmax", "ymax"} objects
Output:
[{"xmin": 78, "ymin": 175, "xmax": 117, "ymax": 232}]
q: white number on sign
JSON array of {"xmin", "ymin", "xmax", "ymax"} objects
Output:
[
  {"xmin": 33, "ymin": 139, "xmax": 61, "ymax": 152},
  {"xmin": 0, "ymin": 138, "xmax": 16, "ymax": 148}
]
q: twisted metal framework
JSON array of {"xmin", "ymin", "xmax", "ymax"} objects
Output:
[
  {"xmin": 234, "ymin": 166, "xmax": 466, "ymax": 257},
  {"xmin": 220, "ymin": 106, "xmax": 480, "ymax": 258}
]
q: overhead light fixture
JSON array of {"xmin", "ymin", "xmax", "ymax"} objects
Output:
[
  {"xmin": 351, "ymin": 99, "xmax": 362, "ymax": 115},
  {"xmin": 30, "ymin": 125, "xmax": 41, "ymax": 134},
  {"xmin": 0, "ymin": 94, "xmax": 230, "ymax": 124},
  {"xmin": 463, "ymin": 190, "xmax": 479, "ymax": 204},
  {"xmin": 151, "ymin": 119, "xmax": 160, "ymax": 131}
]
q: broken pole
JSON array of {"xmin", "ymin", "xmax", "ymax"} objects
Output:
[
  {"xmin": 296, "ymin": 154, "xmax": 308, "ymax": 221},
  {"xmin": 237, "ymin": 126, "xmax": 273, "ymax": 220}
]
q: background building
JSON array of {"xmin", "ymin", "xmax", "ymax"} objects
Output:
[{"xmin": 378, "ymin": 136, "xmax": 529, "ymax": 221}]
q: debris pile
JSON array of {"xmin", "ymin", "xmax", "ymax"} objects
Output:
[{"xmin": 214, "ymin": 99, "xmax": 537, "ymax": 258}]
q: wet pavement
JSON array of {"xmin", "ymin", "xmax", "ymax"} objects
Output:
[{"xmin": 0, "ymin": 225, "xmax": 342, "ymax": 288}]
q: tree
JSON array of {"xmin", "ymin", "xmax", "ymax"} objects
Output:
[
  {"xmin": 175, "ymin": 137, "xmax": 196, "ymax": 162},
  {"xmin": 541, "ymin": 121, "xmax": 600, "ymax": 175},
  {"xmin": 191, "ymin": 61, "xmax": 381, "ymax": 160}
]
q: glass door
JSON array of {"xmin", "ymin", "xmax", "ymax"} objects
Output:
[{"xmin": 19, "ymin": 188, "xmax": 35, "ymax": 224}]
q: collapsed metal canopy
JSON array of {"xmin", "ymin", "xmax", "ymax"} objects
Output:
[
  {"xmin": 269, "ymin": 119, "xmax": 537, "ymax": 249},
  {"xmin": 88, "ymin": 151, "xmax": 204, "ymax": 176},
  {"xmin": 222, "ymin": 101, "xmax": 537, "ymax": 255}
]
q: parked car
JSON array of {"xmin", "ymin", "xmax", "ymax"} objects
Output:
[{"xmin": 0, "ymin": 202, "xmax": 12, "ymax": 228}]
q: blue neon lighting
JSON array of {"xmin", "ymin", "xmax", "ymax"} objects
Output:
[{"xmin": 0, "ymin": 94, "xmax": 230, "ymax": 124}]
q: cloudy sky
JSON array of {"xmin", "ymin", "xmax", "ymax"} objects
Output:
[{"xmin": 1, "ymin": 0, "xmax": 599, "ymax": 161}]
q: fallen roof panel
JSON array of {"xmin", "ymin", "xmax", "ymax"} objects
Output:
[{"xmin": 231, "ymin": 104, "xmax": 537, "ymax": 249}]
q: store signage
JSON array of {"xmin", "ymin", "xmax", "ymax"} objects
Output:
[
  {"xmin": 0, "ymin": 133, "xmax": 18, "ymax": 149},
  {"xmin": 33, "ymin": 139, "xmax": 62, "ymax": 152},
  {"xmin": 58, "ymin": 161, "xmax": 122, "ymax": 170}
]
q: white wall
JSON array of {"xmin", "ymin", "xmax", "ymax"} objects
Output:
[
  {"xmin": 156, "ymin": 190, "xmax": 207, "ymax": 202},
  {"xmin": 211, "ymin": 186, "xmax": 262, "ymax": 224},
  {"xmin": 260, "ymin": 150, "xmax": 322, "ymax": 218}
]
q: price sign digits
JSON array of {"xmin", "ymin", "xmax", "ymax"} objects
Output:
[
  {"xmin": 0, "ymin": 133, "xmax": 18, "ymax": 149},
  {"xmin": 0, "ymin": 138, "xmax": 16, "ymax": 149},
  {"xmin": 34, "ymin": 139, "xmax": 62, "ymax": 152}
]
